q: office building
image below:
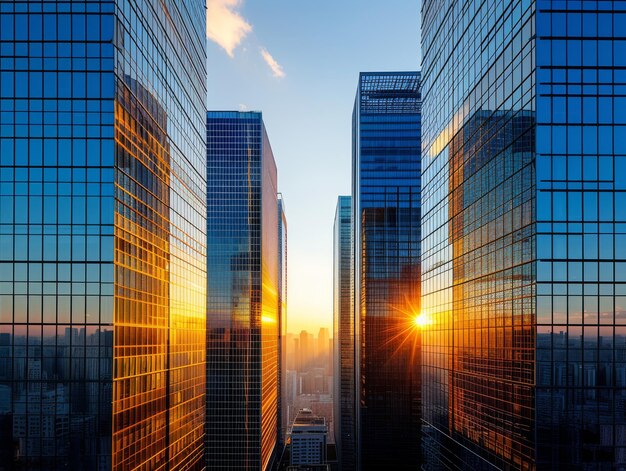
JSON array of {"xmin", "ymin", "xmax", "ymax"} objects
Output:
[
  {"xmin": 290, "ymin": 409, "xmax": 328, "ymax": 466},
  {"xmin": 318, "ymin": 327, "xmax": 329, "ymax": 370},
  {"xmin": 421, "ymin": 1, "xmax": 626, "ymax": 468},
  {"xmin": 300, "ymin": 330, "xmax": 314, "ymax": 371},
  {"xmin": 333, "ymin": 196, "xmax": 355, "ymax": 471},
  {"xmin": 279, "ymin": 194, "xmax": 288, "ymax": 444},
  {"xmin": 352, "ymin": 72, "xmax": 423, "ymax": 469},
  {"xmin": 206, "ymin": 111, "xmax": 280, "ymax": 470},
  {"xmin": 0, "ymin": 1, "xmax": 207, "ymax": 469}
]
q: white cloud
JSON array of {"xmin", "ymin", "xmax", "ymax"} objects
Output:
[
  {"xmin": 259, "ymin": 47, "xmax": 286, "ymax": 79},
  {"xmin": 206, "ymin": 0, "xmax": 252, "ymax": 57}
]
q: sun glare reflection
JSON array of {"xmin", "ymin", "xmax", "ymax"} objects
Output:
[
  {"xmin": 413, "ymin": 312, "xmax": 431, "ymax": 328},
  {"xmin": 377, "ymin": 296, "xmax": 428, "ymax": 365}
]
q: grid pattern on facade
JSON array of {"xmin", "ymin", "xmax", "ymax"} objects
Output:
[
  {"xmin": 0, "ymin": 0, "xmax": 207, "ymax": 469},
  {"xmin": 421, "ymin": 1, "xmax": 536, "ymax": 469},
  {"xmin": 422, "ymin": 0, "xmax": 626, "ymax": 469},
  {"xmin": 333, "ymin": 196, "xmax": 355, "ymax": 471},
  {"xmin": 352, "ymin": 72, "xmax": 422, "ymax": 470},
  {"xmin": 0, "ymin": 2, "xmax": 116, "ymax": 467},
  {"xmin": 535, "ymin": 2, "xmax": 626, "ymax": 467},
  {"xmin": 113, "ymin": 1, "xmax": 207, "ymax": 469},
  {"xmin": 206, "ymin": 111, "xmax": 279, "ymax": 471}
]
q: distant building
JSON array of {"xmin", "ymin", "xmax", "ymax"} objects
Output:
[
  {"xmin": 333, "ymin": 196, "xmax": 355, "ymax": 470},
  {"xmin": 279, "ymin": 195, "xmax": 289, "ymax": 444},
  {"xmin": 206, "ymin": 111, "xmax": 281, "ymax": 470},
  {"xmin": 291, "ymin": 409, "xmax": 328, "ymax": 466},
  {"xmin": 317, "ymin": 328, "xmax": 330, "ymax": 369},
  {"xmin": 299, "ymin": 331, "xmax": 314, "ymax": 370}
]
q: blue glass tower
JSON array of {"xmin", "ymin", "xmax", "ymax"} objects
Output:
[
  {"xmin": 421, "ymin": 1, "xmax": 626, "ymax": 469},
  {"xmin": 352, "ymin": 72, "xmax": 422, "ymax": 470},
  {"xmin": 0, "ymin": 1, "xmax": 207, "ymax": 469},
  {"xmin": 206, "ymin": 111, "xmax": 281, "ymax": 471}
]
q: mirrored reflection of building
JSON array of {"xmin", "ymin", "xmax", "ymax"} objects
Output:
[
  {"xmin": 421, "ymin": 1, "xmax": 626, "ymax": 469},
  {"xmin": 351, "ymin": 72, "xmax": 422, "ymax": 470},
  {"xmin": 333, "ymin": 196, "xmax": 355, "ymax": 471},
  {"xmin": 206, "ymin": 111, "xmax": 281, "ymax": 471},
  {"xmin": 0, "ymin": 1, "xmax": 207, "ymax": 470}
]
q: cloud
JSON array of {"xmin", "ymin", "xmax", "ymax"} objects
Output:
[
  {"xmin": 206, "ymin": 0, "xmax": 252, "ymax": 57},
  {"xmin": 260, "ymin": 47, "xmax": 286, "ymax": 79}
]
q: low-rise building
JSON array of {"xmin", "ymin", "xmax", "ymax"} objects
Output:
[{"xmin": 290, "ymin": 409, "xmax": 328, "ymax": 466}]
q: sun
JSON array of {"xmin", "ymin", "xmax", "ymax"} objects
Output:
[{"xmin": 413, "ymin": 313, "xmax": 431, "ymax": 328}]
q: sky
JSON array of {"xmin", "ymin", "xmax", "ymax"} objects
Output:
[{"xmin": 206, "ymin": 0, "xmax": 422, "ymax": 334}]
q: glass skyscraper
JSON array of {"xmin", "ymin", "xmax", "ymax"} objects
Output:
[
  {"xmin": 352, "ymin": 72, "xmax": 422, "ymax": 470},
  {"xmin": 206, "ymin": 111, "xmax": 281, "ymax": 471},
  {"xmin": 422, "ymin": 1, "xmax": 626, "ymax": 469},
  {"xmin": 0, "ymin": 1, "xmax": 207, "ymax": 469},
  {"xmin": 333, "ymin": 195, "xmax": 355, "ymax": 471},
  {"xmin": 278, "ymin": 194, "xmax": 288, "ymax": 446}
]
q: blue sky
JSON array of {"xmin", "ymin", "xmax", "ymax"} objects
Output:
[{"xmin": 207, "ymin": 0, "xmax": 422, "ymax": 334}]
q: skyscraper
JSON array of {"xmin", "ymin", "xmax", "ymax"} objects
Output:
[
  {"xmin": 318, "ymin": 327, "xmax": 330, "ymax": 369},
  {"xmin": 333, "ymin": 195, "xmax": 355, "ymax": 471},
  {"xmin": 421, "ymin": 1, "xmax": 626, "ymax": 469},
  {"xmin": 206, "ymin": 111, "xmax": 281, "ymax": 470},
  {"xmin": 278, "ymin": 194, "xmax": 288, "ymax": 444},
  {"xmin": 300, "ymin": 329, "xmax": 314, "ymax": 371},
  {"xmin": 0, "ymin": 1, "xmax": 207, "ymax": 469},
  {"xmin": 352, "ymin": 72, "xmax": 422, "ymax": 469}
]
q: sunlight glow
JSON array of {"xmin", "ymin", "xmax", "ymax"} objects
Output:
[{"xmin": 413, "ymin": 312, "xmax": 431, "ymax": 328}]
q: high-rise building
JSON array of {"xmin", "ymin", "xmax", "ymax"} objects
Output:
[
  {"xmin": 0, "ymin": 2, "xmax": 207, "ymax": 469},
  {"xmin": 421, "ymin": 1, "xmax": 626, "ymax": 469},
  {"xmin": 206, "ymin": 111, "xmax": 280, "ymax": 470},
  {"xmin": 352, "ymin": 72, "xmax": 422, "ymax": 469},
  {"xmin": 318, "ymin": 327, "xmax": 329, "ymax": 369},
  {"xmin": 300, "ymin": 330, "xmax": 314, "ymax": 371},
  {"xmin": 294, "ymin": 337, "xmax": 301, "ymax": 372},
  {"xmin": 279, "ymin": 194, "xmax": 288, "ymax": 444},
  {"xmin": 333, "ymin": 195, "xmax": 355, "ymax": 471}
]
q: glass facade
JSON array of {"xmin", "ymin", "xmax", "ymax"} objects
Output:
[
  {"xmin": 333, "ymin": 195, "xmax": 356, "ymax": 471},
  {"xmin": 278, "ymin": 194, "xmax": 288, "ymax": 445},
  {"xmin": 422, "ymin": 1, "xmax": 626, "ymax": 469},
  {"xmin": 352, "ymin": 72, "xmax": 422, "ymax": 470},
  {"xmin": 206, "ymin": 111, "xmax": 280, "ymax": 471},
  {"xmin": 0, "ymin": 0, "xmax": 207, "ymax": 469}
]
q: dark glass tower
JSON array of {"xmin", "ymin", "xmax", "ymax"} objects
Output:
[
  {"xmin": 333, "ymin": 195, "xmax": 355, "ymax": 471},
  {"xmin": 421, "ymin": 1, "xmax": 626, "ymax": 469},
  {"xmin": 0, "ymin": 1, "xmax": 207, "ymax": 469},
  {"xmin": 352, "ymin": 72, "xmax": 422, "ymax": 470},
  {"xmin": 206, "ymin": 111, "xmax": 280, "ymax": 471}
]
